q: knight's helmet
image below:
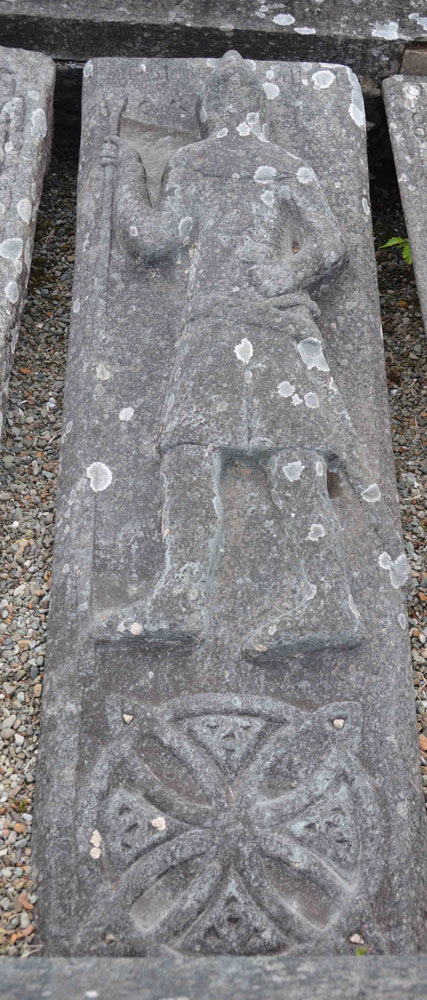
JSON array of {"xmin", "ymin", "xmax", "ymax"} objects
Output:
[{"xmin": 197, "ymin": 50, "xmax": 269, "ymax": 137}]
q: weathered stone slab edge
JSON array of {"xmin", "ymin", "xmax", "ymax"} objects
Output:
[
  {"xmin": 1, "ymin": 955, "xmax": 427, "ymax": 998},
  {"xmin": 0, "ymin": 47, "xmax": 55, "ymax": 438},
  {"xmin": 383, "ymin": 75, "xmax": 427, "ymax": 337},
  {"xmin": 0, "ymin": 10, "xmax": 408, "ymax": 81}
]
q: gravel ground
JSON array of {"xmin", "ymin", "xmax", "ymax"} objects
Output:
[
  {"xmin": 0, "ymin": 145, "xmax": 76, "ymax": 956},
  {"xmin": 0, "ymin": 136, "xmax": 425, "ymax": 957}
]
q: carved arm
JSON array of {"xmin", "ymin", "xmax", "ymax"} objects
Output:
[
  {"xmin": 103, "ymin": 138, "xmax": 197, "ymax": 264},
  {"xmin": 286, "ymin": 167, "xmax": 349, "ymax": 291}
]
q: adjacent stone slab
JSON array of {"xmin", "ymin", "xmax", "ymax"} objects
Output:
[
  {"xmin": 0, "ymin": 46, "xmax": 54, "ymax": 438},
  {"xmin": 383, "ymin": 75, "xmax": 427, "ymax": 336},
  {"xmin": 0, "ymin": 2, "xmax": 426, "ymax": 80},
  {"xmin": 33, "ymin": 55, "xmax": 427, "ymax": 958},
  {"xmin": 1, "ymin": 956, "xmax": 427, "ymax": 999}
]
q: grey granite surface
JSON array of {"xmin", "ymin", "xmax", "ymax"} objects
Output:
[
  {"xmin": 0, "ymin": 2, "xmax": 426, "ymax": 79},
  {"xmin": 0, "ymin": 956, "xmax": 427, "ymax": 999},
  {"xmin": 383, "ymin": 74, "xmax": 427, "ymax": 338},
  {"xmin": 0, "ymin": 46, "xmax": 54, "ymax": 439},
  {"xmin": 32, "ymin": 54, "xmax": 427, "ymax": 958}
]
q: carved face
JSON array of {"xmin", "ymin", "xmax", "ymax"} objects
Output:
[{"xmin": 197, "ymin": 52, "xmax": 269, "ymax": 137}]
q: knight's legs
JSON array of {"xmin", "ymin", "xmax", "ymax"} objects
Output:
[
  {"xmin": 243, "ymin": 451, "xmax": 364, "ymax": 658},
  {"xmin": 94, "ymin": 445, "xmax": 223, "ymax": 642},
  {"xmin": 146, "ymin": 445, "xmax": 223, "ymax": 640}
]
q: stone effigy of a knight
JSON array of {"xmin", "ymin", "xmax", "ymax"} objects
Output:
[{"xmin": 97, "ymin": 51, "xmax": 408, "ymax": 657}]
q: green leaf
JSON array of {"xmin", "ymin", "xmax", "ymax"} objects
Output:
[
  {"xmin": 380, "ymin": 237, "xmax": 405, "ymax": 249},
  {"xmin": 355, "ymin": 946, "xmax": 368, "ymax": 956}
]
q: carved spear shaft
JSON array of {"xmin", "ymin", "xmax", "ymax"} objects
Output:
[{"xmin": 98, "ymin": 90, "xmax": 127, "ymax": 322}]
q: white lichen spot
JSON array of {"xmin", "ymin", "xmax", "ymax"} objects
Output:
[
  {"xmin": 206, "ymin": 58, "xmax": 216, "ymax": 68},
  {"xmin": 129, "ymin": 225, "xmax": 138, "ymax": 237},
  {"xmin": 304, "ymin": 392, "xmax": 319, "ymax": 408},
  {"xmin": 361, "ymin": 483, "xmax": 381, "ymax": 503},
  {"xmin": 398, "ymin": 613, "xmax": 406, "ymax": 631},
  {"xmin": 283, "ymin": 460, "xmax": 305, "ymax": 481},
  {"xmin": 379, "ymin": 551, "xmax": 410, "ymax": 589},
  {"xmin": 5, "ymin": 280, "xmax": 18, "ymax": 304},
  {"xmin": 254, "ymin": 165, "xmax": 277, "ymax": 184},
  {"xmin": 246, "ymin": 59, "xmax": 257, "ymax": 71},
  {"xmin": 294, "ymin": 26, "xmax": 316, "ymax": 34},
  {"xmin": 333, "ymin": 718, "xmax": 345, "ymax": 730},
  {"xmin": 66, "ymin": 420, "xmax": 73, "ymax": 434},
  {"xmin": 297, "ymin": 165, "xmax": 315, "ymax": 184},
  {"xmin": 17, "ymin": 197, "xmax": 31, "ymax": 224},
  {"xmin": 346, "ymin": 68, "xmax": 365, "ymax": 129},
  {"xmin": 0, "ymin": 237, "xmax": 23, "ymax": 262},
  {"xmin": 273, "ymin": 13, "xmax": 295, "ymax": 25},
  {"xmin": 234, "ymin": 338, "xmax": 253, "ymax": 365},
  {"xmin": 316, "ymin": 461, "xmax": 323, "ymax": 476},
  {"xmin": 328, "ymin": 377, "xmax": 338, "ymax": 393},
  {"xmin": 237, "ymin": 121, "xmax": 251, "ymax": 135},
  {"xmin": 277, "ymin": 380, "xmax": 295, "ymax": 398},
  {"xmin": 304, "ymin": 582, "xmax": 317, "ymax": 602},
  {"xmin": 130, "ymin": 622, "xmax": 143, "ymax": 636},
  {"xmin": 312, "ymin": 70, "xmax": 335, "ymax": 89},
  {"xmin": 263, "ymin": 82, "xmax": 280, "ymax": 100},
  {"xmin": 151, "ymin": 816, "xmax": 167, "ymax": 832},
  {"xmin": 199, "ymin": 103, "xmax": 208, "ymax": 123},
  {"xmin": 292, "ymin": 393, "xmax": 303, "ymax": 406},
  {"xmin": 409, "ymin": 13, "xmax": 427, "ymax": 30},
  {"xmin": 362, "ymin": 196, "xmax": 370, "ymax": 216},
  {"xmin": 90, "ymin": 830, "xmax": 102, "ymax": 849},
  {"xmin": 216, "ymin": 127, "xmax": 228, "ymax": 138},
  {"xmin": 96, "ymin": 362, "xmax": 110, "ymax": 381},
  {"xmin": 86, "ymin": 462, "xmax": 112, "ymax": 493},
  {"xmin": 122, "ymin": 713, "xmax": 134, "ymax": 724},
  {"xmin": 308, "ymin": 523, "xmax": 325, "ymax": 541},
  {"xmin": 31, "ymin": 108, "xmax": 47, "ymax": 139},
  {"xmin": 372, "ymin": 21, "xmax": 399, "ymax": 40},
  {"xmin": 83, "ymin": 59, "xmax": 94, "ymax": 78},
  {"xmin": 139, "ymin": 62, "xmax": 147, "ymax": 72},
  {"xmin": 178, "ymin": 216, "xmax": 193, "ymax": 238},
  {"xmin": 261, "ymin": 189, "xmax": 274, "ymax": 207},
  {"xmin": 72, "ymin": 297, "xmax": 80, "ymax": 314},
  {"xmin": 297, "ymin": 336, "xmax": 329, "ymax": 371},
  {"xmin": 266, "ymin": 69, "xmax": 275, "ymax": 80},
  {"xmin": 62, "ymin": 563, "xmax": 70, "ymax": 575},
  {"xmin": 348, "ymin": 594, "xmax": 361, "ymax": 618},
  {"xmin": 119, "ymin": 406, "xmax": 134, "ymax": 422}
]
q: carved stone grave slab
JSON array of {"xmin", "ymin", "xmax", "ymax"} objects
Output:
[
  {"xmin": 0, "ymin": 46, "xmax": 54, "ymax": 438},
  {"xmin": 2, "ymin": 955, "xmax": 427, "ymax": 999},
  {"xmin": 383, "ymin": 75, "xmax": 427, "ymax": 337},
  {"xmin": 0, "ymin": 2, "xmax": 427, "ymax": 80},
  {"xmin": 33, "ymin": 54, "xmax": 427, "ymax": 957}
]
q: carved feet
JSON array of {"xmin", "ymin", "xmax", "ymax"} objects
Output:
[
  {"xmin": 93, "ymin": 574, "xmax": 208, "ymax": 644},
  {"xmin": 242, "ymin": 589, "xmax": 364, "ymax": 660},
  {"xmin": 94, "ymin": 576, "xmax": 364, "ymax": 656}
]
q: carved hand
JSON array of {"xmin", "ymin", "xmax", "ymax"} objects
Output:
[
  {"xmin": 100, "ymin": 135, "xmax": 120, "ymax": 168},
  {"xmin": 248, "ymin": 262, "xmax": 297, "ymax": 298}
]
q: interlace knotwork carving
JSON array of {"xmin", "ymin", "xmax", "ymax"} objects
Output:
[{"xmin": 85, "ymin": 694, "xmax": 378, "ymax": 955}]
